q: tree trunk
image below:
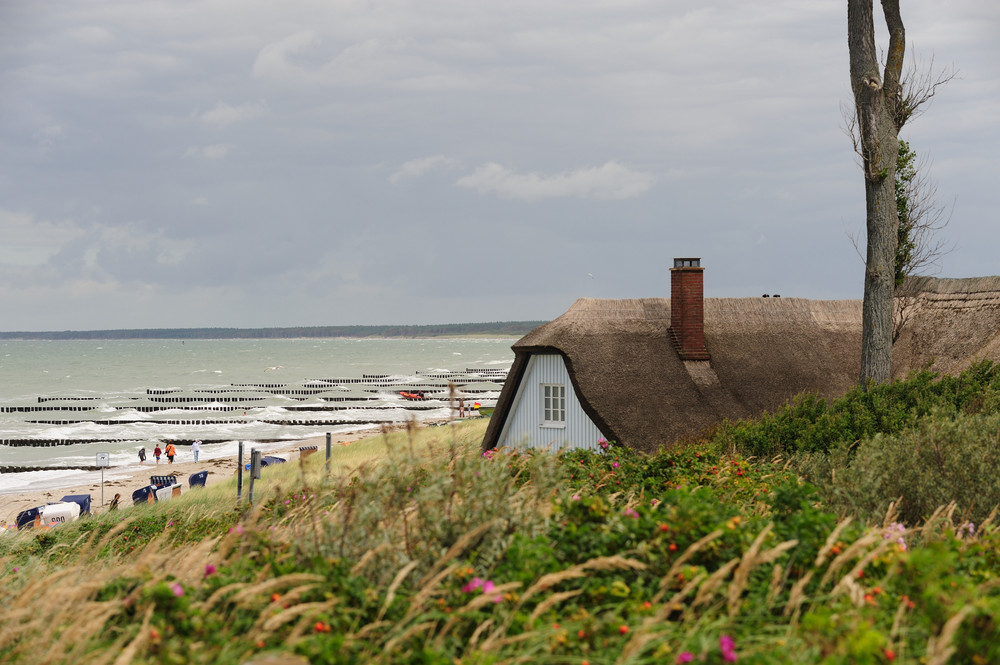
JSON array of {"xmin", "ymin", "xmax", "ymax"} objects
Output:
[
  {"xmin": 849, "ymin": 0, "xmax": 905, "ymax": 388},
  {"xmin": 860, "ymin": 155, "xmax": 898, "ymax": 385}
]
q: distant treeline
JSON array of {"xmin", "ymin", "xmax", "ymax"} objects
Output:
[{"xmin": 0, "ymin": 321, "xmax": 547, "ymax": 340}]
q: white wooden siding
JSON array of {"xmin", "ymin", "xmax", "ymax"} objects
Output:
[{"xmin": 498, "ymin": 354, "xmax": 604, "ymax": 452}]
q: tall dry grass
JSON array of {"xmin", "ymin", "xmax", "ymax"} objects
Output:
[{"xmin": 0, "ymin": 418, "xmax": 996, "ymax": 663}]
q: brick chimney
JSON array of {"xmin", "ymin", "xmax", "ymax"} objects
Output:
[{"xmin": 669, "ymin": 257, "xmax": 710, "ymax": 361}]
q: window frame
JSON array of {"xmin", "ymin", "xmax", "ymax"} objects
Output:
[{"xmin": 541, "ymin": 383, "xmax": 566, "ymax": 428}]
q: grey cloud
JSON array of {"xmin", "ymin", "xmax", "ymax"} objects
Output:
[
  {"xmin": 455, "ymin": 161, "xmax": 655, "ymax": 201},
  {"xmin": 196, "ymin": 101, "xmax": 269, "ymax": 127},
  {"xmin": 388, "ymin": 155, "xmax": 460, "ymax": 183}
]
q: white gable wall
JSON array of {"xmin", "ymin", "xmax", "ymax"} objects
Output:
[{"xmin": 496, "ymin": 353, "xmax": 604, "ymax": 452}]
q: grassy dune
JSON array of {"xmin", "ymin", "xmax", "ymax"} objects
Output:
[{"xmin": 3, "ymin": 367, "xmax": 1000, "ymax": 664}]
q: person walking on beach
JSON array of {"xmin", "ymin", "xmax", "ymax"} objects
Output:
[
  {"xmin": 154, "ymin": 444, "xmax": 162, "ymax": 464},
  {"xmin": 138, "ymin": 447, "xmax": 146, "ymax": 464},
  {"xmin": 165, "ymin": 441, "xmax": 177, "ymax": 464},
  {"xmin": 109, "ymin": 493, "xmax": 120, "ymax": 511},
  {"xmin": 192, "ymin": 439, "xmax": 202, "ymax": 463}
]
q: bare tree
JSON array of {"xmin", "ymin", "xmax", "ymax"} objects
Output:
[
  {"xmin": 849, "ymin": 0, "xmax": 905, "ymax": 388},
  {"xmin": 847, "ymin": 2, "xmax": 954, "ymax": 388}
]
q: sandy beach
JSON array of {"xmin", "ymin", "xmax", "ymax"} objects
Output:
[{"xmin": 0, "ymin": 432, "xmax": 364, "ymax": 527}]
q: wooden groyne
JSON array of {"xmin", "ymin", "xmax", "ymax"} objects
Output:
[
  {"xmin": 0, "ymin": 464, "xmax": 105, "ymax": 473},
  {"xmin": 3, "ymin": 369, "xmax": 506, "ymax": 447}
]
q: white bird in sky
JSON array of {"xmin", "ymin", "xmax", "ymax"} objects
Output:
[
  {"xmin": 587, "ymin": 273, "xmax": 594, "ymax": 279},
  {"xmin": 264, "ymin": 365, "xmax": 283, "ymax": 372}
]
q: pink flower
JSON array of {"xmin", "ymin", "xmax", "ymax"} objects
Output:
[
  {"xmin": 462, "ymin": 577, "xmax": 484, "ymax": 593},
  {"xmin": 720, "ymin": 635, "xmax": 737, "ymax": 662},
  {"xmin": 463, "ymin": 577, "xmax": 502, "ymax": 602},
  {"xmin": 884, "ymin": 522, "xmax": 907, "ymax": 549},
  {"xmin": 675, "ymin": 653, "xmax": 694, "ymax": 664},
  {"xmin": 612, "ymin": 461, "xmax": 620, "ymax": 468},
  {"xmin": 204, "ymin": 564, "xmax": 217, "ymax": 577},
  {"xmin": 572, "ymin": 494, "xmax": 581, "ymax": 501},
  {"xmin": 171, "ymin": 582, "xmax": 184, "ymax": 597}
]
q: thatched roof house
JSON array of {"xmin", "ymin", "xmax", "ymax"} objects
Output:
[{"xmin": 483, "ymin": 261, "xmax": 1000, "ymax": 455}]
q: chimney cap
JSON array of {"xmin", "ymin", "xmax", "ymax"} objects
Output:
[{"xmin": 672, "ymin": 257, "xmax": 701, "ymax": 268}]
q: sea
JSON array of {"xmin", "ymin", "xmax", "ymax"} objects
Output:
[{"xmin": 0, "ymin": 337, "xmax": 514, "ymax": 494}]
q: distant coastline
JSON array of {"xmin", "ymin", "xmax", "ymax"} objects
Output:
[{"xmin": 0, "ymin": 321, "xmax": 547, "ymax": 341}]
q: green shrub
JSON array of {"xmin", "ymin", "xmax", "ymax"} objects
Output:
[
  {"xmin": 717, "ymin": 361, "xmax": 1000, "ymax": 458},
  {"xmin": 800, "ymin": 410, "xmax": 1000, "ymax": 525}
]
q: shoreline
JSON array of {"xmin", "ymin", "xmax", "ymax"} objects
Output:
[{"xmin": 0, "ymin": 431, "xmax": 366, "ymax": 527}]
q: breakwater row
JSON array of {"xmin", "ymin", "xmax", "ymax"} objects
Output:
[{"xmin": 1, "ymin": 368, "xmax": 506, "ymax": 450}]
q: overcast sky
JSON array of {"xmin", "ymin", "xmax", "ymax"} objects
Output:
[{"xmin": 1, "ymin": 1, "xmax": 997, "ymax": 331}]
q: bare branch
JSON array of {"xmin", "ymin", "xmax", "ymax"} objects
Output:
[
  {"xmin": 900, "ymin": 152, "xmax": 956, "ymax": 276},
  {"xmin": 893, "ymin": 53, "xmax": 958, "ymax": 129},
  {"xmin": 844, "ymin": 52, "xmax": 958, "ymax": 147},
  {"xmin": 892, "ymin": 284, "xmax": 918, "ymax": 344},
  {"xmin": 890, "ymin": 142, "xmax": 955, "ymax": 345}
]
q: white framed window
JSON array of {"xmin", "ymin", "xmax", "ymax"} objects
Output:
[{"xmin": 542, "ymin": 383, "xmax": 566, "ymax": 426}]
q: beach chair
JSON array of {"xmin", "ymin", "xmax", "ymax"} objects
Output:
[
  {"xmin": 154, "ymin": 485, "xmax": 179, "ymax": 502},
  {"xmin": 244, "ymin": 456, "xmax": 287, "ymax": 472},
  {"xmin": 131, "ymin": 486, "xmax": 157, "ymax": 505},
  {"xmin": 38, "ymin": 501, "xmax": 81, "ymax": 526},
  {"xmin": 15, "ymin": 506, "xmax": 41, "ymax": 530},
  {"xmin": 59, "ymin": 494, "xmax": 92, "ymax": 515},
  {"xmin": 189, "ymin": 470, "xmax": 209, "ymax": 487},
  {"xmin": 299, "ymin": 445, "xmax": 318, "ymax": 459},
  {"xmin": 150, "ymin": 475, "xmax": 178, "ymax": 487}
]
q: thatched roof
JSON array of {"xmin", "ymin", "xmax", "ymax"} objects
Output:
[
  {"xmin": 483, "ymin": 276, "xmax": 1000, "ymax": 454},
  {"xmin": 894, "ymin": 275, "xmax": 1000, "ymax": 377}
]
